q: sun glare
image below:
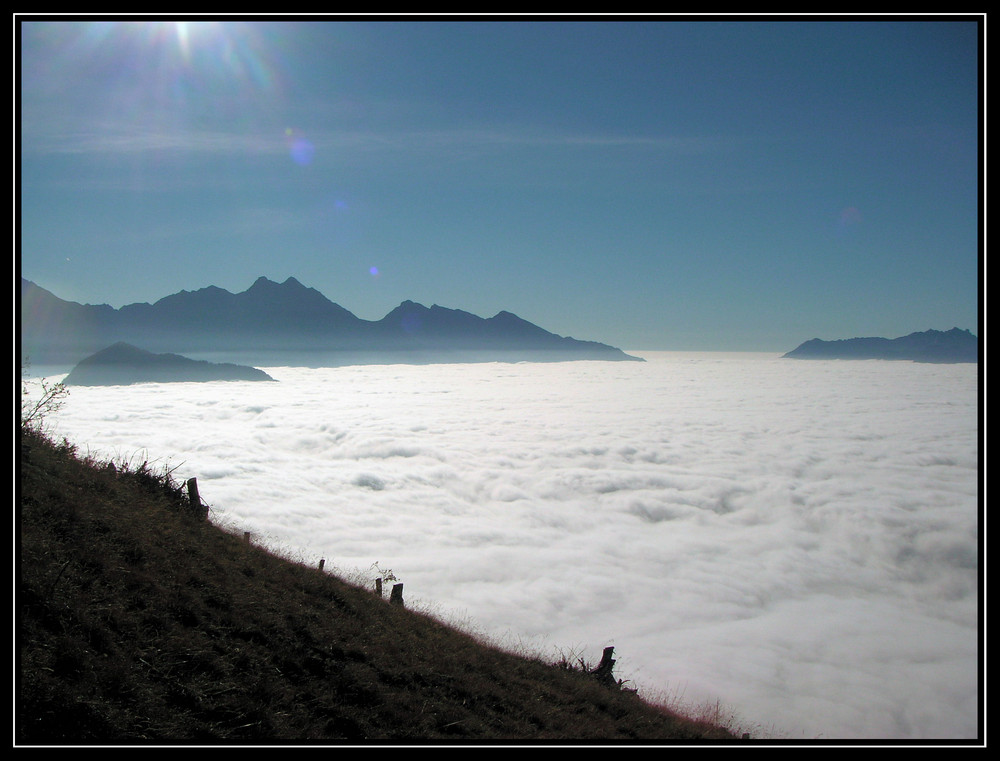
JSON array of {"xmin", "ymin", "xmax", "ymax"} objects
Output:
[
  {"xmin": 172, "ymin": 21, "xmax": 213, "ymax": 61},
  {"xmin": 111, "ymin": 20, "xmax": 285, "ymax": 113}
]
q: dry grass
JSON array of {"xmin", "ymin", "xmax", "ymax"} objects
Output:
[{"xmin": 18, "ymin": 425, "xmax": 747, "ymax": 744}]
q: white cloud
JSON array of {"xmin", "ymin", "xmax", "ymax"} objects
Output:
[{"xmin": 37, "ymin": 352, "xmax": 980, "ymax": 740}]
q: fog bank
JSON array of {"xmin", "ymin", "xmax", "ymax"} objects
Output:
[{"xmin": 33, "ymin": 352, "xmax": 980, "ymax": 740}]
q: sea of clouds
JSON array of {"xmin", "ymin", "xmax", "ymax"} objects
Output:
[{"xmin": 28, "ymin": 352, "xmax": 980, "ymax": 740}]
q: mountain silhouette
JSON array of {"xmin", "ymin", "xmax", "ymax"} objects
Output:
[
  {"xmin": 116, "ymin": 276, "xmax": 360, "ymax": 338},
  {"xmin": 20, "ymin": 277, "xmax": 642, "ymax": 366},
  {"xmin": 783, "ymin": 328, "xmax": 978, "ymax": 363},
  {"xmin": 62, "ymin": 343, "xmax": 276, "ymax": 386}
]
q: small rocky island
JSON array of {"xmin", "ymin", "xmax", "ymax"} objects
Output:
[
  {"xmin": 63, "ymin": 343, "xmax": 276, "ymax": 386},
  {"xmin": 783, "ymin": 328, "xmax": 977, "ymax": 363}
]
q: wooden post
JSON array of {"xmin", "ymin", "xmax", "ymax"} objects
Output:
[
  {"xmin": 389, "ymin": 583, "xmax": 404, "ymax": 606},
  {"xmin": 591, "ymin": 646, "xmax": 617, "ymax": 688},
  {"xmin": 374, "ymin": 578, "xmax": 382, "ymax": 596},
  {"xmin": 244, "ymin": 531, "xmax": 251, "ymax": 542},
  {"xmin": 186, "ymin": 477, "xmax": 204, "ymax": 518},
  {"xmin": 318, "ymin": 558, "xmax": 325, "ymax": 571}
]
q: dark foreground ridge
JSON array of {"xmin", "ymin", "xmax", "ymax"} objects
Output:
[
  {"xmin": 63, "ymin": 343, "xmax": 276, "ymax": 386},
  {"xmin": 782, "ymin": 328, "xmax": 978, "ymax": 363},
  {"xmin": 18, "ymin": 427, "xmax": 740, "ymax": 743},
  {"xmin": 20, "ymin": 277, "xmax": 643, "ymax": 366}
]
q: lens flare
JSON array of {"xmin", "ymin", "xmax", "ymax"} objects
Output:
[
  {"xmin": 23, "ymin": 21, "xmax": 288, "ymax": 125},
  {"xmin": 284, "ymin": 127, "xmax": 315, "ymax": 165}
]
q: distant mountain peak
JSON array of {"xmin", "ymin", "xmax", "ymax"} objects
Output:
[
  {"xmin": 248, "ymin": 276, "xmax": 280, "ymax": 290},
  {"xmin": 247, "ymin": 275, "xmax": 306, "ymax": 289},
  {"xmin": 783, "ymin": 327, "xmax": 977, "ymax": 363},
  {"xmin": 21, "ymin": 277, "xmax": 643, "ymax": 365}
]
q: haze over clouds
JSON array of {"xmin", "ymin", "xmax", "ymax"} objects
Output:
[{"xmin": 31, "ymin": 353, "xmax": 980, "ymax": 740}]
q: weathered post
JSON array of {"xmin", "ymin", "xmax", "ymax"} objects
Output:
[
  {"xmin": 244, "ymin": 531, "xmax": 251, "ymax": 543},
  {"xmin": 591, "ymin": 646, "xmax": 617, "ymax": 688},
  {"xmin": 318, "ymin": 558, "xmax": 326, "ymax": 571},
  {"xmin": 374, "ymin": 578, "xmax": 383, "ymax": 597},
  {"xmin": 389, "ymin": 583, "xmax": 404, "ymax": 606},
  {"xmin": 186, "ymin": 477, "xmax": 205, "ymax": 518}
]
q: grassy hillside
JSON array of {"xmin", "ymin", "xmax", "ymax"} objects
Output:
[{"xmin": 18, "ymin": 424, "xmax": 745, "ymax": 744}]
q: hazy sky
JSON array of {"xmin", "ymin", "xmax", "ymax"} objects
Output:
[{"xmin": 18, "ymin": 15, "xmax": 981, "ymax": 350}]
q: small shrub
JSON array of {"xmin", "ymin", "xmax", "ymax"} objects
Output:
[{"xmin": 20, "ymin": 361, "xmax": 69, "ymax": 433}]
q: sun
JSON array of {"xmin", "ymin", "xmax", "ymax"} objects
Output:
[
  {"xmin": 111, "ymin": 20, "xmax": 284, "ymax": 101},
  {"xmin": 168, "ymin": 20, "xmax": 222, "ymax": 61},
  {"xmin": 114, "ymin": 20, "xmax": 225, "ymax": 63}
]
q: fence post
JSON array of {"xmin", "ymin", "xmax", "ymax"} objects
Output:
[
  {"xmin": 318, "ymin": 558, "xmax": 325, "ymax": 571},
  {"xmin": 186, "ymin": 477, "xmax": 205, "ymax": 518},
  {"xmin": 591, "ymin": 646, "xmax": 617, "ymax": 688},
  {"xmin": 389, "ymin": 583, "xmax": 404, "ymax": 606},
  {"xmin": 375, "ymin": 578, "xmax": 383, "ymax": 596}
]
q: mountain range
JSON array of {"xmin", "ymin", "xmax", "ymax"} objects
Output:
[
  {"xmin": 782, "ymin": 328, "xmax": 978, "ymax": 363},
  {"xmin": 20, "ymin": 276, "xmax": 642, "ymax": 366}
]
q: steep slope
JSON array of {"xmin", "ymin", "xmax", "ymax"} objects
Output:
[
  {"xmin": 18, "ymin": 428, "xmax": 739, "ymax": 743},
  {"xmin": 19, "ymin": 279, "xmax": 120, "ymax": 363}
]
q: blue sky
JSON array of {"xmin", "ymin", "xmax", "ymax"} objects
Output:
[{"xmin": 18, "ymin": 16, "xmax": 981, "ymax": 350}]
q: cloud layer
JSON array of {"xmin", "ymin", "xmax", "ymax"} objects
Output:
[{"xmin": 35, "ymin": 352, "xmax": 980, "ymax": 740}]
